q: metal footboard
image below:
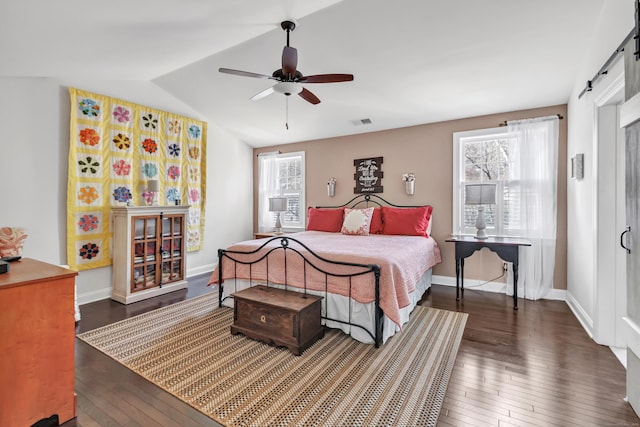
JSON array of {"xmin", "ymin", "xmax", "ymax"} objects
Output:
[{"xmin": 218, "ymin": 236, "xmax": 383, "ymax": 347}]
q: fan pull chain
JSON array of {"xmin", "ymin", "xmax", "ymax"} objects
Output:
[{"xmin": 285, "ymin": 97, "xmax": 289, "ymax": 130}]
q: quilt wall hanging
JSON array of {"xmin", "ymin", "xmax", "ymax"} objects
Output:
[{"xmin": 67, "ymin": 87, "xmax": 207, "ymax": 271}]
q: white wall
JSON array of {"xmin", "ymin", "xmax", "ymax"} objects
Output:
[
  {"xmin": 0, "ymin": 77, "xmax": 254, "ymax": 304},
  {"xmin": 566, "ymin": 1, "xmax": 634, "ymax": 333}
]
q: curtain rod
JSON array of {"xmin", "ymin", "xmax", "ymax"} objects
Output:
[
  {"xmin": 257, "ymin": 150, "xmax": 281, "ymax": 157},
  {"xmin": 499, "ymin": 114, "xmax": 563, "ymax": 127},
  {"xmin": 577, "ymin": 28, "xmax": 635, "ymax": 99}
]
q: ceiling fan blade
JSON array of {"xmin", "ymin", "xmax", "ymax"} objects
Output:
[
  {"xmin": 299, "ymin": 74, "xmax": 354, "ymax": 83},
  {"xmin": 282, "ymin": 46, "xmax": 298, "ymax": 76},
  {"xmin": 298, "ymin": 87, "xmax": 321, "ymax": 105},
  {"xmin": 219, "ymin": 68, "xmax": 273, "ymax": 79},
  {"xmin": 250, "ymin": 86, "xmax": 275, "ymax": 101}
]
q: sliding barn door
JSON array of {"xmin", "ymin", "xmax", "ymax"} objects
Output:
[{"xmin": 623, "ymin": 38, "xmax": 640, "ymax": 416}]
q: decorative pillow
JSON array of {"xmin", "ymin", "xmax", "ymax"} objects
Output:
[
  {"xmin": 0, "ymin": 227, "xmax": 28, "ymax": 257},
  {"xmin": 341, "ymin": 207, "xmax": 374, "ymax": 235},
  {"xmin": 381, "ymin": 206, "xmax": 433, "ymax": 237},
  {"xmin": 307, "ymin": 207, "xmax": 345, "ymax": 232},
  {"xmin": 369, "ymin": 208, "xmax": 383, "ymax": 234}
]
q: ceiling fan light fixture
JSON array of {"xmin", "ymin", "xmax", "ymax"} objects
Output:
[
  {"xmin": 219, "ymin": 20, "xmax": 353, "ymax": 108},
  {"xmin": 274, "ymin": 82, "xmax": 302, "ymax": 96}
]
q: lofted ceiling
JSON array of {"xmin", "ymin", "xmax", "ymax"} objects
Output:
[{"xmin": 1, "ymin": 0, "xmax": 611, "ymax": 147}]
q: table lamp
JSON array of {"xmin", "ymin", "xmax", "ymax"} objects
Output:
[
  {"xmin": 465, "ymin": 183, "xmax": 496, "ymax": 239},
  {"xmin": 268, "ymin": 197, "xmax": 287, "ymax": 234},
  {"xmin": 147, "ymin": 179, "xmax": 160, "ymax": 206}
]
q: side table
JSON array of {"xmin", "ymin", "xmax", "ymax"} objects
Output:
[{"xmin": 445, "ymin": 236, "xmax": 531, "ymax": 309}]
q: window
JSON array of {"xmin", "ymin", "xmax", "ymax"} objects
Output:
[
  {"xmin": 453, "ymin": 127, "xmax": 521, "ymax": 236},
  {"xmin": 258, "ymin": 151, "xmax": 306, "ymax": 232}
]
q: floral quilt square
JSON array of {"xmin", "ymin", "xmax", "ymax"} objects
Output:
[{"xmin": 77, "ymin": 126, "xmax": 102, "ymax": 150}]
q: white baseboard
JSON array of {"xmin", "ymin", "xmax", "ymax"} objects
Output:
[
  {"xmin": 187, "ymin": 263, "xmax": 216, "ymax": 278},
  {"xmin": 431, "ymin": 275, "xmax": 455, "ymax": 287},
  {"xmin": 545, "ymin": 288, "xmax": 567, "ymax": 301},
  {"xmin": 77, "ymin": 287, "xmax": 112, "ymax": 305},
  {"xmin": 77, "ymin": 264, "xmax": 217, "ymax": 305},
  {"xmin": 432, "ymin": 274, "xmax": 508, "ymax": 294},
  {"xmin": 610, "ymin": 346, "xmax": 627, "ymax": 368},
  {"xmin": 624, "ymin": 316, "xmax": 640, "ymax": 361},
  {"xmin": 565, "ymin": 291, "xmax": 594, "ymax": 339}
]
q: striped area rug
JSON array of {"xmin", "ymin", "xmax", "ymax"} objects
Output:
[{"xmin": 77, "ymin": 292, "xmax": 467, "ymax": 427}]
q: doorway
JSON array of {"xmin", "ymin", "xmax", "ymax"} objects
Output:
[{"xmin": 594, "ymin": 78, "xmax": 627, "ymax": 358}]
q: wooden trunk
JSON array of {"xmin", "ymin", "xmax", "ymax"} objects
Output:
[{"xmin": 231, "ymin": 285, "xmax": 324, "ymax": 356}]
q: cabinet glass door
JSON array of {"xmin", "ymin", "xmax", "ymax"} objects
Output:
[
  {"xmin": 161, "ymin": 214, "xmax": 184, "ymax": 284},
  {"xmin": 132, "ymin": 216, "xmax": 158, "ymax": 292}
]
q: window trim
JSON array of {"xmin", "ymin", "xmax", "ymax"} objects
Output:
[
  {"xmin": 453, "ymin": 126, "xmax": 513, "ymax": 236},
  {"xmin": 257, "ymin": 151, "xmax": 306, "ymax": 233},
  {"xmin": 277, "ymin": 151, "xmax": 306, "ymax": 231}
]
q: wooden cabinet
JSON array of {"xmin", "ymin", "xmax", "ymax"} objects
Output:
[
  {"xmin": 112, "ymin": 206, "xmax": 189, "ymax": 304},
  {"xmin": 0, "ymin": 258, "xmax": 77, "ymax": 426}
]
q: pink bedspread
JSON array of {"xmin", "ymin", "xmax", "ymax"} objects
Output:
[{"xmin": 208, "ymin": 231, "xmax": 441, "ymax": 328}]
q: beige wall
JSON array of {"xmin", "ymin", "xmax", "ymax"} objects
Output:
[{"xmin": 254, "ymin": 104, "xmax": 568, "ymax": 289}]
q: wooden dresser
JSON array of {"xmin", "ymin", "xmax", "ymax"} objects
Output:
[
  {"xmin": 231, "ymin": 285, "xmax": 324, "ymax": 355},
  {"xmin": 0, "ymin": 258, "xmax": 77, "ymax": 426}
]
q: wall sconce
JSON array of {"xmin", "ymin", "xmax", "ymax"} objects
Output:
[
  {"xmin": 327, "ymin": 177, "xmax": 336, "ymax": 197},
  {"xmin": 402, "ymin": 173, "xmax": 415, "ymax": 195}
]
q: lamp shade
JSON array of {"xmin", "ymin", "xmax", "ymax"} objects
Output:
[
  {"xmin": 465, "ymin": 183, "xmax": 496, "ymax": 205},
  {"xmin": 268, "ymin": 197, "xmax": 287, "ymax": 212},
  {"xmin": 147, "ymin": 179, "xmax": 160, "ymax": 192}
]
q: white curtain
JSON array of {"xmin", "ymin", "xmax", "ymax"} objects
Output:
[
  {"xmin": 507, "ymin": 116, "xmax": 559, "ymax": 300},
  {"xmin": 257, "ymin": 152, "xmax": 279, "ymax": 233}
]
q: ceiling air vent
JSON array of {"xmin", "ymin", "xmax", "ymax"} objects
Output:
[{"xmin": 351, "ymin": 118, "xmax": 373, "ymax": 126}]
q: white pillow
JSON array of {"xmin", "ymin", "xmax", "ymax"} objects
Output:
[{"xmin": 341, "ymin": 207, "xmax": 374, "ymax": 235}]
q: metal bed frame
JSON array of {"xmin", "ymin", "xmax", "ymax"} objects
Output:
[{"xmin": 217, "ymin": 194, "xmax": 427, "ymax": 348}]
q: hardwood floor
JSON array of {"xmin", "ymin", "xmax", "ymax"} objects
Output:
[
  {"xmin": 428, "ymin": 287, "xmax": 639, "ymax": 427},
  {"xmin": 63, "ymin": 279, "xmax": 639, "ymax": 426}
]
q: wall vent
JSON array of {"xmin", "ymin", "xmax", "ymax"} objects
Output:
[{"xmin": 351, "ymin": 118, "xmax": 373, "ymax": 126}]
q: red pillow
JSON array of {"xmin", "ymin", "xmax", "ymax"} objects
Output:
[
  {"xmin": 307, "ymin": 207, "xmax": 345, "ymax": 232},
  {"xmin": 381, "ymin": 206, "xmax": 433, "ymax": 237},
  {"xmin": 369, "ymin": 208, "xmax": 383, "ymax": 234}
]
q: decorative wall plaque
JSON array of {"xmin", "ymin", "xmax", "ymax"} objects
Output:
[{"xmin": 353, "ymin": 156, "xmax": 383, "ymax": 193}]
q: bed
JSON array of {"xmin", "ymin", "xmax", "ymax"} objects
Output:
[{"xmin": 208, "ymin": 194, "xmax": 441, "ymax": 347}]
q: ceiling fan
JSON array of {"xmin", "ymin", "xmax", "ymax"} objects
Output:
[{"xmin": 219, "ymin": 20, "xmax": 354, "ymax": 106}]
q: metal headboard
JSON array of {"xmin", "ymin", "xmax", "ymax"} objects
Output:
[{"xmin": 316, "ymin": 193, "xmax": 426, "ymax": 209}]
